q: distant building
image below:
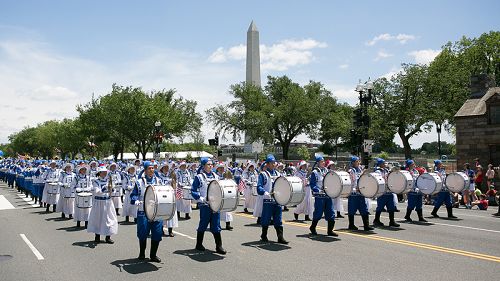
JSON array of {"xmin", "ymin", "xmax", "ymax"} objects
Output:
[{"xmin": 454, "ymin": 74, "xmax": 500, "ymax": 167}]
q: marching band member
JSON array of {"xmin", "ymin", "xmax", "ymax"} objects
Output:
[
  {"xmin": 191, "ymin": 157, "xmax": 227, "ymax": 254},
  {"xmin": 431, "ymin": 160, "xmax": 458, "ymax": 219},
  {"xmin": 215, "ymin": 162, "xmax": 234, "ymax": 231},
  {"xmin": 88, "ymin": 161, "xmax": 98, "ymax": 181},
  {"xmin": 157, "ymin": 162, "xmax": 178, "ymax": 237},
  {"xmin": 57, "ymin": 163, "xmax": 76, "ymax": 219},
  {"xmin": 309, "ymin": 156, "xmax": 337, "ymax": 236},
  {"xmin": 87, "ymin": 165, "xmax": 118, "ymax": 244},
  {"xmin": 108, "ymin": 162, "xmax": 123, "ymax": 216},
  {"xmin": 257, "ymin": 154, "xmax": 289, "ymax": 244},
  {"xmin": 347, "ymin": 156, "xmax": 374, "ymax": 231},
  {"xmin": 130, "ymin": 161, "xmax": 163, "ymax": 262},
  {"xmin": 72, "ymin": 165, "xmax": 92, "ymax": 228},
  {"xmin": 404, "ymin": 159, "xmax": 427, "ymax": 222},
  {"xmin": 121, "ymin": 165, "xmax": 138, "ymax": 223},
  {"xmin": 326, "ymin": 160, "xmax": 345, "ymax": 219},
  {"xmin": 253, "ymin": 162, "xmax": 266, "ymax": 224},
  {"xmin": 175, "ymin": 161, "xmax": 192, "ymax": 220},
  {"xmin": 43, "ymin": 161, "xmax": 60, "ymax": 213},
  {"xmin": 243, "ymin": 162, "xmax": 258, "ymax": 213},
  {"xmin": 372, "ymin": 158, "xmax": 400, "ymax": 227},
  {"xmin": 294, "ymin": 160, "xmax": 313, "ymax": 221}
]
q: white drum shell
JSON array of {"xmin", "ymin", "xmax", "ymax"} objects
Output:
[
  {"xmin": 445, "ymin": 172, "xmax": 469, "ymax": 193},
  {"xmin": 323, "ymin": 171, "xmax": 352, "ymax": 198},
  {"xmin": 416, "ymin": 173, "xmax": 443, "ymax": 195},
  {"xmin": 144, "ymin": 185, "xmax": 176, "ymax": 221},
  {"xmin": 251, "ymin": 183, "xmax": 258, "ymax": 196},
  {"xmin": 358, "ymin": 173, "xmax": 386, "ymax": 198},
  {"xmin": 76, "ymin": 192, "xmax": 92, "ymax": 208},
  {"xmin": 47, "ymin": 183, "xmax": 59, "ymax": 194},
  {"xmin": 272, "ymin": 176, "xmax": 305, "ymax": 206},
  {"xmin": 387, "ymin": 170, "xmax": 414, "ymax": 194},
  {"xmin": 207, "ymin": 179, "xmax": 239, "ymax": 212},
  {"xmin": 182, "ymin": 186, "xmax": 194, "ymax": 200}
]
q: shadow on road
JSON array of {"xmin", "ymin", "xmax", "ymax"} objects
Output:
[
  {"xmin": 402, "ymin": 221, "xmax": 434, "ymax": 226},
  {"xmin": 336, "ymin": 229, "xmax": 377, "ymax": 235},
  {"xmin": 30, "ymin": 210, "xmax": 49, "ymax": 215},
  {"xmin": 118, "ymin": 221, "xmax": 136, "ymax": 226},
  {"xmin": 296, "ymin": 233, "xmax": 341, "ymax": 242},
  {"xmin": 173, "ymin": 249, "xmax": 225, "ymax": 262},
  {"xmin": 72, "ymin": 240, "xmax": 98, "ymax": 249},
  {"xmin": 427, "ymin": 217, "xmax": 463, "ymax": 221},
  {"xmin": 110, "ymin": 258, "xmax": 160, "ymax": 274},
  {"xmin": 45, "ymin": 217, "xmax": 68, "ymax": 222},
  {"xmin": 57, "ymin": 226, "xmax": 84, "ymax": 232},
  {"xmin": 241, "ymin": 241, "xmax": 291, "ymax": 251},
  {"xmin": 372, "ymin": 226, "xmax": 406, "ymax": 231}
]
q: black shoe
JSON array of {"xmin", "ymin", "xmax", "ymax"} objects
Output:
[
  {"xmin": 125, "ymin": 216, "xmax": 129, "ymax": 222},
  {"xmin": 213, "ymin": 233, "xmax": 226, "ymax": 255},
  {"xmin": 115, "ymin": 208, "xmax": 120, "ymax": 216},
  {"xmin": 150, "ymin": 240, "xmax": 161, "ymax": 262},
  {"xmin": 52, "ymin": 205, "xmax": 56, "ymax": 212},
  {"xmin": 177, "ymin": 211, "xmax": 181, "ymax": 219},
  {"xmin": 416, "ymin": 209, "xmax": 427, "ymax": 222},
  {"xmin": 95, "ymin": 234, "xmax": 101, "ymax": 243},
  {"xmin": 309, "ymin": 220, "xmax": 318, "ymax": 235},
  {"xmin": 362, "ymin": 215, "xmax": 374, "ymax": 231},
  {"xmin": 244, "ymin": 208, "xmax": 249, "ymax": 213},
  {"xmin": 276, "ymin": 226, "xmax": 289, "ymax": 244},
  {"xmin": 77, "ymin": 221, "xmax": 81, "ymax": 228},
  {"xmin": 185, "ymin": 213, "xmax": 190, "ymax": 220},
  {"xmin": 134, "ymin": 218, "xmax": 137, "ymax": 223},
  {"xmin": 195, "ymin": 231, "xmax": 205, "ymax": 251},
  {"xmin": 225, "ymin": 222, "xmax": 233, "ymax": 231},
  {"xmin": 446, "ymin": 207, "xmax": 457, "ymax": 219},
  {"xmin": 348, "ymin": 215, "xmax": 358, "ymax": 230},
  {"xmin": 168, "ymin": 228, "xmax": 175, "ymax": 237},
  {"xmin": 260, "ymin": 226, "xmax": 269, "ymax": 242},
  {"xmin": 46, "ymin": 205, "xmax": 50, "ymax": 213},
  {"xmin": 294, "ymin": 213, "xmax": 299, "ymax": 221},
  {"xmin": 283, "ymin": 206, "xmax": 289, "ymax": 212},
  {"xmin": 62, "ymin": 213, "xmax": 65, "ymax": 218},
  {"xmin": 327, "ymin": 220, "xmax": 338, "ymax": 236},
  {"xmin": 256, "ymin": 217, "xmax": 261, "ymax": 225},
  {"xmin": 68, "ymin": 214, "xmax": 73, "ymax": 219},
  {"xmin": 105, "ymin": 236, "xmax": 114, "ymax": 244},
  {"xmin": 304, "ymin": 215, "xmax": 311, "ymax": 221},
  {"xmin": 373, "ymin": 212, "xmax": 384, "ymax": 227},
  {"xmin": 84, "ymin": 221, "xmax": 88, "ymax": 229},
  {"xmin": 336, "ymin": 211, "xmax": 344, "ymax": 219},
  {"xmin": 431, "ymin": 207, "xmax": 440, "ymax": 218},
  {"xmin": 138, "ymin": 239, "xmax": 146, "ymax": 260},
  {"xmin": 388, "ymin": 211, "xmax": 400, "ymax": 227},
  {"xmin": 404, "ymin": 209, "xmax": 413, "ymax": 222}
]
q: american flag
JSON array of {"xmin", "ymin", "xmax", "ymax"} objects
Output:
[
  {"xmin": 175, "ymin": 186, "xmax": 183, "ymax": 200},
  {"xmin": 237, "ymin": 179, "xmax": 246, "ymax": 193}
]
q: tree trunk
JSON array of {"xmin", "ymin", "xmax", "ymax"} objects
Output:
[
  {"xmin": 398, "ymin": 129, "xmax": 412, "ymax": 159},
  {"xmin": 281, "ymin": 140, "xmax": 291, "ymax": 160}
]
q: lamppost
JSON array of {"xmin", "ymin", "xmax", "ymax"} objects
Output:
[
  {"xmin": 354, "ymin": 80, "xmax": 374, "ymax": 168},
  {"xmin": 154, "ymin": 121, "xmax": 162, "ymax": 161},
  {"xmin": 436, "ymin": 123, "xmax": 442, "ymax": 158}
]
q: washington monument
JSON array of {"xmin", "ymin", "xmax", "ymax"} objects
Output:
[{"xmin": 244, "ymin": 21, "xmax": 263, "ymax": 153}]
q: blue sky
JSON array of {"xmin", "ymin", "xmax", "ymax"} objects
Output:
[{"xmin": 1, "ymin": 0, "xmax": 498, "ymax": 146}]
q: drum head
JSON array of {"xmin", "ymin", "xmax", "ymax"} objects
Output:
[
  {"xmin": 79, "ymin": 192, "xmax": 92, "ymax": 197},
  {"xmin": 323, "ymin": 172, "xmax": 342, "ymax": 198},
  {"xmin": 417, "ymin": 173, "xmax": 440, "ymax": 195},
  {"xmin": 273, "ymin": 177, "xmax": 291, "ymax": 206},
  {"xmin": 387, "ymin": 171, "xmax": 408, "ymax": 194},
  {"xmin": 144, "ymin": 185, "xmax": 157, "ymax": 221},
  {"xmin": 207, "ymin": 181, "xmax": 223, "ymax": 212},
  {"xmin": 446, "ymin": 172, "xmax": 468, "ymax": 193},
  {"xmin": 358, "ymin": 173, "xmax": 382, "ymax": 198}
]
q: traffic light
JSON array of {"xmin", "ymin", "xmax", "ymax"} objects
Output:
[
  {"xmin": 217, "ymin": 149, "xmax": 222, "ymax": 157},
  {"xmin": 214, "ymin": 137, "xmax": 219, "ymax": 146},
  {"xmin": 208, "ymin": 139, "xmax": 216, "ymax": 146}
]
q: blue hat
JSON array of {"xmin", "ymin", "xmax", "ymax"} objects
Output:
[
  {"xmin": 375, "ymin": 158, "xmax": 385, "ymax": 166},
  {"xmin": 434, "ymin": 160, "xmax": 442, "ymax": 166},
  {"xmin": 350, "ymin": 156, "xmax": 360, "ymax": 163},
  {"xmin": 200, "ymin": 157, "xmax": 212, "ymax": 166},
  {"xmin": 265, "ymin": 154, "xmax": 276, "ymax": 163},
  {"xmin": 406, "ymin": 159, "xmax": 414, "ymax": 166},
  {"xmin": 143, "ymin": 161, "xmax": 154, "ymax": 169},
  {"xmin": 315, "ymin": 155, "xmax": 324, "ymax": 162}
]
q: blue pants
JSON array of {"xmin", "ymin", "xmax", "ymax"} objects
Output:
[
  {"xmin": 136, "ymin": 211, "xmax": 163, "ymax": 241},
  {"xmin": 262, "ymin": 199, "xmax": 282, "ymax": 227},
  {"xmin": 407, "ymin": 191, "xmax": 423, "ymax": 211},
  {"xmin": 197, "ymin": 203, "xmax": 221, "ymax": 233},
  {"xmin": 313, "ymin": 196, "xmax": 335, "ymax": 221},
  {"xmin": 348, "ymin": 194, "xmax": 369, "ymax": 216},
  {"xmin": 434, "ymin": 191, "xmax": 452, "ymax": 208},
  {"xmin": 376, "ymin": 193, "xmax": 396, "ymax": 212}
]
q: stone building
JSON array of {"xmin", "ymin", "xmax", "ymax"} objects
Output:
[{"xmin": 454, "ymin": 74, "xmax": 500, "ymax": 168}]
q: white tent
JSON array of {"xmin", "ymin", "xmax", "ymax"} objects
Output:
[{"xmin": 104, "ymin": 151, "xmax": 213, "ymax": 160}]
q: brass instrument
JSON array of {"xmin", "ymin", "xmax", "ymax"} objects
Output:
[
  {"xmin": 108, "ymin": 174, "xmax": 113, "ymax": 196},
  {"xmin": 170, "ymin": 170, "xmax": 177, "ymax": 188}
]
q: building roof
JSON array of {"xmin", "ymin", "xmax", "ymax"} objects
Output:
[{"xmin": 454, "ymin": 87, "xmax": 500, "ymax": 118}]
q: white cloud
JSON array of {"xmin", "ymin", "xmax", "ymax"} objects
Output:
[
  {"xmin": 408, "ymin": 49, "xmax": 441, "ymax": 65},
  {"xmin": 29, "ymin": 85, "xmax": 78, "ymax": 100},
  {"xmin": 208, "ymin": 38, "xmax": 327, "ymax": 71},
  {"xmin": 366, "ymin": 33, "xmax": 417, "ymax": 46},
  {"xmin": 339, "ymin": 64, "xmax": 349, "ymax": 69},
  {"xmin": 380, "ymin": 67, "xmax": 403, "ymax": 80},
  {"xmin": 374, "ymin": 50, "xmax": 393, "ymax": 61}
]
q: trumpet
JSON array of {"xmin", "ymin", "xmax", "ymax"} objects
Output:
[{"xmin": 108, "ymin": 174, "xmax": 113, "ymax": 196}]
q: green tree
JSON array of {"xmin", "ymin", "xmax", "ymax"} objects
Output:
[
  {"xmin": 296, "ymin": 145, "xmax": 311, "ymax": 161},
  {"xmin": 318, "ymin": 98, "xmax": 352, "ymax": 159}
]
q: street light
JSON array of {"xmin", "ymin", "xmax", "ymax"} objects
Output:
[
  {"xmin": 354, "ymin": 80, "xmax": 374, "ymax": 168},
  {"xmin": 154, "ymin": 121, "xmax": 161, "ymax": 160},
  {"xmin": 436, "ymin": 123, "xmax": 442, "ymax": 158}
]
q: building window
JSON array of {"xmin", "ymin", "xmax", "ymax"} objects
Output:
[{"xmin": 489, "ymin": 105, "xmax": 500, "ymax": 124}]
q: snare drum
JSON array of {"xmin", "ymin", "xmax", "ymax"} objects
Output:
[
  {"xmin": 416, "ymin": 173, "xmax": 443, "ymax": 195},
  {"xmin": 144, "ymin": 185, "xmax": 176, "ymax": 221},
  {"xmin": 272, "ymin": 176, "xmax": 305, "ymax": 206},
  {"xmin": 250, "ymin": 183, "xmax": 258, "ymax": 196},
  {"xmin": 76, "ymin": 192, "xmax": 93, "ymax": 208},
  {"xmin": 358, "ymin": 172, "xmax": 386, "ymax": 198},
  {"xmin": 445, "ymin": 172, "xmax": 469, "ymax": 193},
  {"xmin": 387, "ymin": 170, "xmax": 414, "ymax": 194},
  {"xmin": 47, "ymin": 182, "xmax": 59, "ymax": 194},
  {"xmin": 111, "ymin": 187, "xmax": 121, "ymax": 197},
  {"xmin": 207, "ymin": 179, "xmax": 239, "ymax": 212},
  {"xmin": 323, "ymin": 171, "xmax": 352, "ymax": 198},
  {"xmin": 181, "ymin": 186, "xmax": 194, "ymax": 200}
]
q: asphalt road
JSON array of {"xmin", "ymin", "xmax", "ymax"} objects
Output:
[{"xmin": 1, "ymin": 181, "xmax": 499, "ymax": 281}]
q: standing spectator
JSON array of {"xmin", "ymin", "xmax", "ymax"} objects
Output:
[
  {"xmin": 486, "ymin": 164, "xmax": 495, "ymax": 188},
  {"xmin": 475, "ymin": 166, "xmax": 484, "ymax": 192},
  {"xmin": 474, "ymin": 158, "xmax": 481, "ymax": 169},
  {"xmin": 463, "ymin": 163, "xmax": 475, "ymax": 209}
]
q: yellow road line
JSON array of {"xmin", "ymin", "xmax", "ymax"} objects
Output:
[{"xmin": 234, "ymin": 212, "xmax": 500, "ymax": 263}]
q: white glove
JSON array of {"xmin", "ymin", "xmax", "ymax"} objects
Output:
[
  {"xmin": 264, "ymin": 191, "xmax": 270, "ymax": 197},
  {"xmin": 75, "ymin": 188, "xmax": 82, "ymax": 193},
  {"xmin": 199, "ymin": 197, "xmax": 206, "ymax": 203},
  {"xmin": 134, "ymin": 201, "xmax": 142, "ymax": 206},
  {"xmin": 415, "ymin": 188, "xmax": 420, "ymax": 193}
]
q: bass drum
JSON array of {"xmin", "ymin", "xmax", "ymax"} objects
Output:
[
  {"xmin": 207, "ymin": 179, "xmax": 239, "ymax": 212},
  {"xmin": 445, "ymin": 172, "xmax": 469, "ymax": 193},
  {"xmin": 387, "ymin": 170, "xmax": 414, "ymax": 194},
  {"xmin": 144, "ymin": 185, "xmax": 176, "ymax": 221},
  {"xmin": 358, "ymin": 172, "xmax": 386, "ymax": 198},
  {"xmin": 416, "ymin": 173, "xmax": 443, "ymax": 195},
  {"xmin": 272, "ymin": 176, "xmax": 305, "ymax": 206},
  {"xmin": 323, "ymin": 171, "xmax": 352, "ymax": 198}
]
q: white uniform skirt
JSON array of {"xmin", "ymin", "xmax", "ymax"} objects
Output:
[
  {"xmin": 56, "ymin": 196, "xmax": 75, "ymax": 215},
  {"xmin": 243, "ymin": 188, "xmax": 256, "ymax": 209},
  {"xmin": 74, "ymin": 205, "xmax": 91, "ymax": 222},
  {"xmin": 253, "ymin": 195, "xmax": 264, "ymax": 218},
  {"xmin": 111, "ymin": 194, "xmax": 122, "ymax": 210},
  {"xmin": 221, "ymin": 211, "xmax": 233, "ymax": 222},
  {"xmin": 87, "ymin": 197, "xmax": 118, "ymax": 236},
  {"xmin": 332, "ymin": 196, "xmax": 344, "ymax": 213},
  {"xmin": 294, "ymin": 185, "xmax": 314, "ymax": 215},
  {"xmin": 121, "ymin": 190, "xmax": 137, "ymax": 218},
  {"xmin": 164, "ymin": 204, "xmax": 179, "ymax": 228},
  {"xmin": 44, "ymin": 183, "xmax": 59, "ymax": 205},
  {"xmin": 176, "ymin": 199, "xmax": 192, "ymax": 214}
]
